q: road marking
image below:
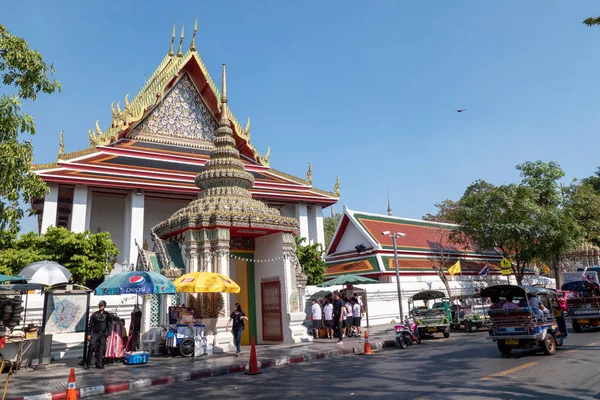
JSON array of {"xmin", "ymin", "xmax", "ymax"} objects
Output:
[
  {"xmin": 480, "ymin": 361, "xmax": 537, "ymax": 381},
  {"xmin": 562, "ymin": 341, "xmax": 599, "ymax": 355}
]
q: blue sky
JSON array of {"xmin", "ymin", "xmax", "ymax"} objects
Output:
[{"xmin": 4, "ymin": 1, "xmax": 600, "ymax": 233}]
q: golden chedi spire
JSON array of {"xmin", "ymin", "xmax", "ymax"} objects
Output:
[{"xmin": 153, "ymin": 64, "xmax": 298, "ymax": 238}]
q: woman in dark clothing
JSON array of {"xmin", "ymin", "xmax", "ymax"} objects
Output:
[{"xmin": 225, "ymin": 303, "xmax": 248, "ymax": 356}]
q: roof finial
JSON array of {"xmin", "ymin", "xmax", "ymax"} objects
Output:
[
  {"xmin": 387, "ymin": 189, "xmax": 392, "ymax": 216},
  {"xmin": 176, "ymin": 23, "xmax": 184, "ymax": 57},
  {"xmin": 190, "ymin": 15, "xmax": 198, "ymax": 52},
  {"xmin": 221, "ymin": 63, "xmax": 228, "ymax": 123},
  {"xmin": 168, "ymin": 23, "xmax": 176, "ymax": 56}
]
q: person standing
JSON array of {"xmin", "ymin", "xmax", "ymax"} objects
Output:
[
  {"xmin": 352, "ymin": 297, "xmax": 362, "ymax": 336},
  {"xmin": 86, "ymin": 300, "xmax": 112, "ymax": 369},
  {"xmin": 311, "ymin": 298, "xmax": 323, "ymax": 339},
  {"xmin": 332, "ymin": 292, "xmax": 344, "ymax": 344},
  {"xmin": 344, "ymin": 297, "xmax": 353, "ymax": 337},
  {"xmin": 226, "ymin": 303, "xmax": 248, "ymax": 356},
  {"xmin": 323, "ymin": 299, "xmax": 334, "ymax": 339}
]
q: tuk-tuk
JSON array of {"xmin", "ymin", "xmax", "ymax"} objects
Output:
[
  {"xmin": 480, "ymin": 285, "xmax": 568, "ymax": 356},
  {"xmin": 409, "ymin": 290, "xmax": 451, "ymax": 338},
  {"xmin": 450, "ymin": 293, "xmax": 490, "ymax": 332},
  {"xmin": 561, "ymin": 280, "xmax": 600, "ymax": 332}
]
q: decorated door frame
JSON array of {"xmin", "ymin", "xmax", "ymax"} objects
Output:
[{"xmin": 261, "ymin": 280, "xmax": 283, "ymax": 342}]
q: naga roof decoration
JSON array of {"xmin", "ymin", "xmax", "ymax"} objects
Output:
[
  {"xmin": 153, "ymin": 65, "xmax": 299, "ymax": 239},
  {"xmin": 324, "ymin": 207, "xmax": 503, "ymax": 277},
  {"xmin": 86, "ymin": 21, "xmax": 266, "ymax": 166}
]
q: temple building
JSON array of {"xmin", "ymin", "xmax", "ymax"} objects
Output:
[
  {"xmin": 324, "ymin": 206, "xmax": 503, "ymax": 280},
  {"xmin": 31, "ymin": 22, "xmax": 338, "ymax": 348}
]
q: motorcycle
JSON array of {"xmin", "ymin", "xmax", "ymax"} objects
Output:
[{"xmin": 395, "ymin": 317, "xmax": 421, "ymax": 349}]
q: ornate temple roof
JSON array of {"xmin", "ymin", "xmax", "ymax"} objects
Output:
[
  {"xmin": 153, "ymin": 65, "xmax": 298, "ymax": 239},
  {"xmin": 324, "ymin": 207, "xmax": 503, "ymax": 277},
  {"xmin": 32, "ymin": 22, "xmax": 338, "ymax": 206}
]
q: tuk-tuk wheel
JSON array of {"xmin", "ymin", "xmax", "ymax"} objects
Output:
[
  {"xmin": 463, "ymin": 320, "xmax": 471, "ymax": 332},
  {"xmin": 542, "ymin": 334, "xmax": 556, "ymax": 356},
  {"xmin": 497, "ymin": 340, "xmax": 512, "ymax": 355},
  {"xmin": 572, "ymin": 321, "xmax": 582, "ymax": 333},
  {"xmin": 443, "ymin": 328, "xmax": 450, "ymax": 338}
]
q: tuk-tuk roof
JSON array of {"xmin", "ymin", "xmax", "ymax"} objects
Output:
[
  {"xmin": 453, "ymin": 293, "xmax": 481, "ymax": 300},
  {"xmin": 561, "ymin": 280, "xmax": 600, "ymax": 293},
  {"xmin": 480, "ymin": 285, "xmax": 554, "ymax": 298},
  {"xmin": 411, "ymin": 290, "xmax": 447, "ymax": 301}
]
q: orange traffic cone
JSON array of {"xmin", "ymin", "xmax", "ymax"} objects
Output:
[
  {"xmin": 363, "ymin": 330, "xmax": 372, "ymax": 355},
  {"xmin": 245, "ymin": 336, "xmax": 262, "ymax": 375},
  {"xmin": 66, "ymin": 367, "xmax": 78, "ymax": 400}
]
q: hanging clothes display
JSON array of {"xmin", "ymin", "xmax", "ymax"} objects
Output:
[
  {"xmin": 126, "ymin": 305, "xmax": 142, "ymax": 352},
  {"xmin": 105, "ymin": 315, "xmax": 124, "ymax": 360}
]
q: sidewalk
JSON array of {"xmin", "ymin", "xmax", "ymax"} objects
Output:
[{"xmin": 6, "ymin": 325, "xmax": 396, "ymax": 400}]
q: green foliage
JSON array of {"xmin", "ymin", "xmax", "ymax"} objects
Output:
[
  {"xmin": 295, "ymin": 236, "xmax": 326, "ymax": 285},
  {"xmin": 583, "ymin": 17, "xmax": 600, "ymax": 27},
  {"xmin": 439, "ymin": 161, "xmax": 581, "ymax": 286},
  {"xmin": 422, "ymin": 199, "xmax": 459, "ymax": 223},
  {"xmin": 567, "ymin": 183, "xmax": 600, "ymax": 246},
  {"xmin": 323, "ymin": 212, "xmax": 342, "ymax": 250},
  {"xmin": 0, "ymin": 227, "xmax": 118, "ymax": 285},
  {"xmin": 0, "ymin": 24, "xmax": 61, "ymax": 233}
]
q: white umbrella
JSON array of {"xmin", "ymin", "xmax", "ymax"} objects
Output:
[{"xmin": 19, "ymin": 261, "xmax": 72, "ymax": 286}]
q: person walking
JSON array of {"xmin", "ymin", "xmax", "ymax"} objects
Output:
[
  {"xmin": 85, "ymin": 300, "xmax": 112, "ymax": 369},
  {"xmin": 311, "ymin": 298, "xmax": 323, "ymax": 339},
  {"xmin": 323, "ymin": 299, "xmax": 334, "ymax": 339},
  {"xmin": 226, "ymin": 303, "xmax": 248, "ymax": 356},
  {"xmin": 332, "ymin": 292, "xmax": 344, "ymax": 344}
]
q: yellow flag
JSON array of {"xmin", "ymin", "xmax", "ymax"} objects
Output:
[{"xmin": 448, "ymin": 260, "xmax": 461, "ymax": 275}]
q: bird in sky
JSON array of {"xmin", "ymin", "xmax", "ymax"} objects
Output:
[{"xmin": 452, "ymin": 109, "xmax": 466, "ymax": 113}]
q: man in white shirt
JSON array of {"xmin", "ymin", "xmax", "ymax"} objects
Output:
[
  {"xmin": 311, "ymin": 298, "xmax": 323, "ymax": 339},
  {"xmin": 352, "ymin": 298, "xmax": 362, "ymax": 335}
]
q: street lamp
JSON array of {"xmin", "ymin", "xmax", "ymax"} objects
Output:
[{"xmin": 382, "ymin": 231, "xmax": 406, "ymax": 320}]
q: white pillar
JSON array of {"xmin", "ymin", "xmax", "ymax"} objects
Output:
[
  {"xmin": 40, "ymin": 184, "xmax": 59, "ymax": 234},
  {"xmin": 314, "ymin": 205, "xmax": 325, "ymax": 249},
  {"xmin": 295, "ymin": 203, "xmax": 309, "ymax": 242},
  {"xmin": 69, "ymin": 185, "xmax": 89, "ymax": 233},
  {"xmin": 123, "ymin": 190, "xmax": 145, "ymax": 267},
  {"xmin": 85, "ymin": 189, "xmax": 92, "ymax": 232}
]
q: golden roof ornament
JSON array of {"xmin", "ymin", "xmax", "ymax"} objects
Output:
[
  {"xmin": 168, "ymin": 23, "xmax": 176, "ymax": 57},
  {"xmin": 176, "ymin": 23, "xmax": 184, "ymax": 57},
  {"xmin": 57, "ymin": 130, "xmax": 64, "ymax": 159},
  {"xmin": 190, "ymin": 16, "xmax": 197, "ymax": 52},
  {"xmin": 334, "ymin": 176, "xmax": 340, "ymax": 197},
  {"xmin": 306, "ymin": 162, "xmax": 312, "ymax": 185},
  {"xmin": 244, "ymin": 116, "xmax": 251, "ymax": 137},
  {"xmin": 265, "ymin": 146, "xmax": 271, "ymax": 164},
  {"xmin": 387, "ymin": 189, "xmax": 392, "ymax": 216}
]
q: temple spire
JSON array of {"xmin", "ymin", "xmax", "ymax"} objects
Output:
[
  {"xmin": 221, "ymin": 64, "xmax": 228, "ymax": 123},
  {"xmin": 176, "ymin": 23, "xmax": 184, "ymax": 57},
  {"xmin": 168, "ymin": 23, "xmax": 176, "ymax": 57},
  {"xmin": 190, "ymin": 16, "xmax": 198, "ymax": 52},
  {"xmin": 387, "ymin": 190, "xmax": 392, "ymax": 216}
]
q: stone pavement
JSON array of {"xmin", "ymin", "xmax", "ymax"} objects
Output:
[{"xmin": 6, "ymin": 325, "xmax": 396, "ymax": 400}]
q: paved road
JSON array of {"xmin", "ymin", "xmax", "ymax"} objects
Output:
[{"xmin": 100, "ymin": 328, "xmax": 600, "ymax": 400}]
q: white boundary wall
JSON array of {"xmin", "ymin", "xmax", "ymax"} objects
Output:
[{"xmin": 305, "ymin": 274, "xmax": 555, "ymax": 327}]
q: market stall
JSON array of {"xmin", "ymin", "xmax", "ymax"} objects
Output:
[{"xmin": 0, "ymin": 282, "xmax": 45, "ymax": 371}]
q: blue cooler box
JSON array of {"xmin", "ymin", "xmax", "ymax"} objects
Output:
[{"xmin": 124, "ymin": 351, "xmax": 150, "ymax": 365}]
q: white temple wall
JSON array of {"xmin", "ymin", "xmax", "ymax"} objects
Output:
[
  {"xmin": 305, "ymin": 274, "xmax": 555, "ymax": 327},
  {"xmin": 336, "ymin": 222, "xmax": 367, "ymax": 253},
  {"xmin": 142, "ymin": 197, "xmax": 189, "ymax": 249},
  {"xmin": 89, "ymin": 192, "xmax": 126, "ymax": 263},
  {"xmin": 279, "ymin": 203, "xmax": 296, "ymax": 220},
  {"xmin": 254, "ymin": 233, "xmax": 291, "ymax": 344}
]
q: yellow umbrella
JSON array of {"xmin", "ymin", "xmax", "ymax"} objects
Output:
[{"xmin": 174, "ymin": 272, "xmax": 241, "ymax": 294}]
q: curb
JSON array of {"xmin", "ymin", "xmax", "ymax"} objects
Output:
[{"xmin": 9, "ymin": 339, "xmax": 397, "ymax": 400}]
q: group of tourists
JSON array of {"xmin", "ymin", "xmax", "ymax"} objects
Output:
[
  {"xmin": 488, "ymin": 294, "xmax": 550, "ymax": 316},
  {"xmin": 310, "ymin": 291, "xmax": 363, "ymax": 343}
]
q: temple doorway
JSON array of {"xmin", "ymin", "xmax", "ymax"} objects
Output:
[{"xmin": 261, "ymin": 280, "xmax": 283, "ymax": 342}]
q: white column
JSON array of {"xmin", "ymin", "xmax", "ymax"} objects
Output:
[
  {"xmin": 85, "ymin": 189, "xmax": 92, "ymax": 231},
  {"xmin": 314, "ymin": 205, "xmax": 325, "ymax": 249},
  {"xmin": 123, "ymin": 190, "xmax": 145, "ymax": 267},
  {"xmin": 69, "ymin": 185, "xmax": 88, "ymax": 233},
  {"xmin": 295, "ymin": 203, "xmax": 309, "ymax": 242},
  {"xmin": 40, "ymin": 184, "xmax": 59, "ymax": 234}
]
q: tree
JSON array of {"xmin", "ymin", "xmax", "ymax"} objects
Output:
[
  {"xmin": 567, "ymin": 182, "xmax": 600, "ymax": 246},
  {"xmin": 0, "ymin": 227, "xmax": 118, "ymax": 285},
  {"xmin": 295, "ymin": 236, "xmax": 326, "ymax": 285},
  {"xmin": 423, "ymin": 199, "xmax": 459, "ymax": 223},
  {"xmin": 0, "ymin": 24, "xmax": 61, "ymax": 233},
  {"xmin": 583, "ymin": 17, "xmax": 600, "ymax": 27},
  {"xmin": 427, "ymin": 228, "xmax": 457, "ymax": 301},
  {"xmin": 323, "ymin": 212, "xmax": 342, "ymax": 250}
]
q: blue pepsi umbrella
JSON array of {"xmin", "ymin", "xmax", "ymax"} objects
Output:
[{"xmin": 95, "ymin": 271, "xmax": 177, "ymax": 295}]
